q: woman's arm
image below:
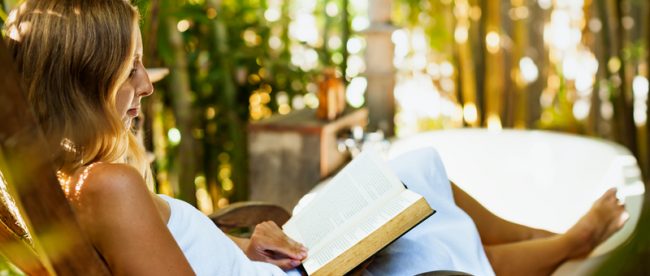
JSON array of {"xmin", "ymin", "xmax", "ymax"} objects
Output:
[
  {"xmin": 72, "ymin": 163, "xmax": 194, "ymax": 275},
  {"xmin": 228, "ymin": 235, "xmax": 250, "ymax": 251}
]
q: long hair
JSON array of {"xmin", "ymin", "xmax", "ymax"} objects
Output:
[{"xmin": 4, "ymin": 0, "xmax": 149, "ymax": 182}]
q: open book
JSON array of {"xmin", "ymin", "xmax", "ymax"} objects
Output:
[{"xmin": 282, "ymin": 149, "xmax": 435, "ymax": 275}]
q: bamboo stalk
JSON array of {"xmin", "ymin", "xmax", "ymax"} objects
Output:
[
  {"xmin": 455, "ymin": 0, "xmax": 480, "ymax": 127},
  {"xmin": 165, "ymin": 14, "xmax": 198, "ymax": 206},
  {"xmin": 584, "ymin": 0, "xmax": 601, "ymax": 136},
  {"xmin": 321, "ymin": 0, "xmax": 332, "ymax": 65},
  {"xmin": 483, "ymin": 0, "xmax": 504, "ymax": 129},
  {"xmin": 341, "ymin": 0, "xmax": 350, "ymax": 83},
  {"xmin": 207, "ymin": 0, "xmax": 249, "ymax": 202},
  {"xmin": 612, "ymin": 0, "xmax": 638, "ymax": 155},
  {"xmin": 645, "ymin": 0, "xmax": 650, "ymax": 182},
  {"xmin": 469, "ymin": 0, "xmax": 486, "ymax": 125},
  {"xmin": 511, "ymin": 0, "xmax": 528, "ymax": 129},
  {"xmin": 595, "ymin": 0, "xmax": 637, "ymax": 154},
  {"xmin": 639, "ymin": 1, "xmax": 650, "ymax": 183},
  {"xmin": 143, "ymin": 0, "xmax": 162, "ymax": 68}
]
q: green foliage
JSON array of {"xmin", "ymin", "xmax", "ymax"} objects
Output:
[{"xmin": 142, "ymin": 0, "xmax": 351, "ymax": 204}]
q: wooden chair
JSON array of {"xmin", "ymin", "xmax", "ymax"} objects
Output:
[{"xmin": 0, "ymin": 38, "xmax": 109, "ymax": 275}]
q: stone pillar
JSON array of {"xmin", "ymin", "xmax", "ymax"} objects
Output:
[{"xmin": 363, "ymin": 0, "xmax": 397, "ymax": 136}]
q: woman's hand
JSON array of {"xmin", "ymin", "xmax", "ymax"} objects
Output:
[{"xmin": 244, "ymin": 221, "xmax": 308, "ymax": 270}]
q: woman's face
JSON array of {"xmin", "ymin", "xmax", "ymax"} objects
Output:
[{"xmin": 115, "ymin": 26, "xmax": 153, "ymax": 128}]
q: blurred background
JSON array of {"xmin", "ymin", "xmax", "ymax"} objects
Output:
[
  {"xmin": 1, "ymin": 0, "xmax": 650, "ymax": 273},
  {"xmin": 55, "ymin": 0, "xmax": 650, "ymax": 212}
]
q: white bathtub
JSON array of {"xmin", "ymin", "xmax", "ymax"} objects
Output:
[{"xmin": 388, "ymin": 128, "xmax": 645, "ymax": 275}]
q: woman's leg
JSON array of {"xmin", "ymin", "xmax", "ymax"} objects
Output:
[
  {"xmin": 480, "ymin": 188, "xmax": 627, "ymax": 276},
  {"xmin": 483, "ymin": 234, "xmax": 576, "ymax": 276},
  {"xmin": 451, "ymin": 183, "xmax": 556, "ymax": 245},
  {"xmin": 385, "ymin": 148, "xmax": 625, "ymax": 275}
]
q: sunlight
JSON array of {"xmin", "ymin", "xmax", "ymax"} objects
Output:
[
  {"xmin": 168, "ymin": 128, "xmax": 181, "ymax": 145},
  {"xmin": 633, "ymin": 76, "xmax": 649, "ymax": 126},
  {"xmin": 346, "ymin": 77, "xmax": 367, "ymax": 108},
  {"xmin": 519, "ymin": 57, "xmax": 539, "ymax": 84},
  {"xmin": 194, "ymin": 175, "xmax": 214, "ymax": 214},
  {"xmin": 6, "ymin": 8, "xmax": 17, "ymax": 25},
  {"xmin": 177, "ymin": 20, "xmax": 190, "ymax": 32},
  {"xmin": 264, "ymin": 8, "xmax": 281, "ymax": 22},
  {"xmin": 487, "ymin": 114, "xmax": 502, "ymax": 131},
  {"xmin": 7, "ymin": 25, "xmax": 20, "ymax": 42},
  {"xmin": 454, "ymin": 26, "xmax": 469, "ymax": 44},
  {"xmin": 289, "ymin": 14, "xmax": 318, "ymax": 46},
  {"xmin": 463, "ymin": 103, "xmax": 478, "ymax": 125},
  {"xmin": 485, "ymin": 31, "xmax": 500, "ymax": 54}
]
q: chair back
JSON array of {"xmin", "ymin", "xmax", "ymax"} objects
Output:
[{"xmin": 0, "ymin": 40, "xmax": 110, "ymax": 275}]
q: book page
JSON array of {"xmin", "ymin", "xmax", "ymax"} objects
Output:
[
  {"xmin": 282, "ymin": 150, "xmax": 406, "ymax": 263},
  {"xmin": 301, "ymin": 190, "xmax": 423, "ymax": 273}
]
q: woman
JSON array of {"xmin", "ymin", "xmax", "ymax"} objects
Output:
[{"xmin": 4, "ymin": 0, "xmax": 627, "ymax": 275}]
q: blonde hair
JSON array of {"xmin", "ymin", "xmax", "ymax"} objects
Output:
[{"xmin": 5, "ymin": 0, "xmax": 150, "ymax": 183}]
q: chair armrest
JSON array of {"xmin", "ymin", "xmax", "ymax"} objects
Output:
[{"xmin": 209, "ymin": 202, "xmax": 291, "ymax": 234}]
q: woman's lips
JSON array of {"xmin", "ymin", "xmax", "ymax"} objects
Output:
[{"xmin": 127, "ymin": 107, "xmax": 139, "ymax": 117}]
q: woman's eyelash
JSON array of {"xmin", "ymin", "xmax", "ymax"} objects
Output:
[
  {"xmin": 128, "ymin": 59, "xmax": 140, "ymax": 78},
  {"xmin": 129, "ymin": 67, "xmax": 137, "ymax": 78}
]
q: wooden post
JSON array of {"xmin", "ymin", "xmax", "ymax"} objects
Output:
[{"xmin": 364, "ymin": 0, "xmax": 397, "ymax": 136}]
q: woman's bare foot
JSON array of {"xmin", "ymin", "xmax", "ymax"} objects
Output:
[{"xmin": 564, "ymin": 188, "xmax": 628, "ymax": 258}]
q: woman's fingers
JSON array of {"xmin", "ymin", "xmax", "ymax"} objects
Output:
[
  {"xmin": 247, "ymin": 221, "xmax": 308, "ymax": 267},
  {"xmin": 264, "ymin": 257, "xmax": 303, "ymax": 270},
  {"xmin": 256, "ymin": 221, "xmax": 307, "ymax": 259}
]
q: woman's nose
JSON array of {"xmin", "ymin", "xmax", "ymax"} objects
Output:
[{"xmin": 138, "ymin": 67, "xmax": 154, "ymax": 97}]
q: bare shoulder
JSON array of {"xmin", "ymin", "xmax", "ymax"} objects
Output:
[
  {"xmin": 74, "ymin": 162, "xmax": 148, "ymax": 200},
  {"xmin": 69, "ymin": 162, "xmax": 154, "ymax": 234},
  {"xmin": 71, "ymin": 163, "xmax": 170, "ymax": 225},
  {"xmin": 69, "ymin": 163, "xmax": 194, "ymax": 275}
]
